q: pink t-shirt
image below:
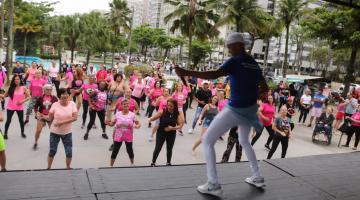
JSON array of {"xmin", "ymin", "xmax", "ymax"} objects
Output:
[
  {"xmin": 114, "ymin": 111, "xmax": 136, "ymax": 142},
  {"xmin": 260, "ymin": 103, "xmax": 275, "ymax": 127},
  {"xmin": 7, "ymin": 86, "xmax": 26, "ymax": 111},
  {"xmin": 351, "ymin": 112, "xmax": 360, "ymax": 127},
  {"xmin": 158, "ymin": 96, "xmax": 168, "ymax": 111},
  {"xmin": 172, "ymin": 92, "xmax": 186, "ymax": 111},
  {"xmin": 116, "ymin": 97, "xmax": 137, "ymax": 112},
  {"xmin": 218, "ymin": 99, "xmax": 228, "ymax": 112},
  {"xmin": 132, "ymin": 80, "xmax": 145, "ymax": 98},
  {"xmin": 337, "ymin": 103, "xmax": 346, "ymax": 113},
  {"xmin": 106, "ymin": 74, "xmax": 114, "ymax": 83},
  {"xmin": 82, "ymin": 83, "xmax": 98, "ymax": 101},
  {"xmin": 93, "ymin": 91, "xmax": 107, "ymax": 111},
  {"xmin": 0, "ymin": 71, "xmax": 5, "ymax": 88},
  {"xmin": 30, "ymin": 79, "xmax": 46, "ymax": 97},
  {"xmin": 49, "ymin": 101, "xmax": 77, "ymax": 135},
  {"xmin": 27, "ymin": 68, "xmax": 37, "ymax": 81},
  {"xmin": 151, "ymin": 88, "xmax": 163, "ymax": 101},
  {"xmin": 130, "ymin": 75, "xmax": 137, "ymax": 86},
  {"xmin": 49, "ymin": 67, "xmax": 59, "ymax": 78}
]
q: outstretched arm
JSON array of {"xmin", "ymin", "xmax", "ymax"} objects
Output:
[{"xmin": 175, "ymin": 67, "xmax": 227, "ymax": 80}]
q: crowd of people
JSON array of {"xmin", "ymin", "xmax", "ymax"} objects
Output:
[{"xmin": 0, "ymin": 58, "xmax": 359, "ymax": 173}]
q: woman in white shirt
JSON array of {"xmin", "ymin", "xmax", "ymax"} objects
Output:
[
  {"xmin": 298, "ymin": 89, "xmax": 312, "ymax": 124},
  {"xmin": 49, "ymin": 62, "xmax": 60, "ymax": 95}
]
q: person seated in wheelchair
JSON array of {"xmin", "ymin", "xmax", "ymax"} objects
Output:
[{"xmin": 314, "ymin": 106, "xmax": 335, "ymax": 135}]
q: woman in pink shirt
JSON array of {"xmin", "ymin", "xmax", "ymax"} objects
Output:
[
  {"xmin": 172, "ymin": 82, "xmax": 187, "ymax": 135},
  {"xmin": 83, "ymin": 81, "xmax": 108, "ymax": 140},
  {"xmin": 106, "ymin": 99, "xmax": 140, "ymax": 167},
  {"xmin": 131, "ymin": 73, "xmax": 145, "ymax": 107},
  {"xmin": 71, "ymin": 67, "xmax": 85, "ymax": 111},
  {"xmin": 25, "ymin": 70, "xmax": 46, "ymax": 124},
  {"xmin": 217, "ymin": 91, "xmax": 228, "ymax": 112},
  {"xmin": 1, "ymin": 75, "xmax": 30, "ymax": 139},
  {"xmin": 47, "ymin": 88, "xmax": 78, "ymax": 170},
  {"xmin": 343, "ymin": 105, "xmax": 360, "ymax": 150},
  {"xmin": 0, "ymin": 67, "xmax": 7, "ymax": 110},
  {"xmin": 25, "ymin": 61, "xmax": 38, "ymax": 86},
  {"xmin": 63, "ymin": 68, "xmax": 73, "ymax": 89},
  {"xmin": 129, "ymin": 70, "xmax": 138, "ymax": 90},
  {"xmin": 81, "ymin": 75, "xmax": 98, "ymax": 128},
  {"xmin": 149, "ymin": 88, "xmax": 171, "ymax": 142},
  {"xmin": 251, "ymin": 95, "xmax": 276, "ymax": 149},
  {"xmin": 147, "ymin": 81, "xmax": 163, "ymax": 127}
]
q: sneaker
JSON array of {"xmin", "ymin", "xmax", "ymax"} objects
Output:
[
  {"xmin": 151, "ymin": 163, "xmax": 156, "ymax": 167},
  {"xmin": 148, "ymin": 123, "xmax": 151, "ymax": 128},
  {"xmin": 81, "ymin": 124, "xmax": 85, "ymax": 129},
  {"xmin": 84, "ymin": 133, "xmax": 89, "ymax": 140},
  {"xmin": 264, "ymin": 144, "xmax": 270, "ymax": 150},
  {"xmin": 102, "ymin": 133, "xmax": 109, "ymax": 140},
  {"xmin": 245, "ymin": 176, "xmax": 266, "ymax": 188},
  {"xmin": 24, "ymin": 120, "xmax": 29, "ymax": 125},
  {"xmin": 307, "ymin": 124, "xmax": 312, "ymax": 127},
  {"xmin": 92, "ymin": 124, "xmax": 97, "ymax": 129},
  {"xmin": 178, "ymin": 130, "xmax": 183, "ymax": 136},
  {"xmin": 33, "ymin": 143, "xmax": 38, "ymax": 150},
  {"xmin": 352, "ymin": 147, "xmax": 357, "ymax": 150},
  {"xmin": 3, "ymin": 134, "xmax": 8, "ymax": 140},
  {"xmin": 188, "ymin": 128, "xmax": 194, "ymax": 134},
  {"xmin": 148, "ymin": 136, "xmax": 153, "ymax": 142},
  {"xmin": 21, "ymin": 133, "xmax": 26, "ymax": 138},
  {"xmin": 197, "ymin": 182, "xmax": 223, "ymax": 198},
  {"xmin": 166, "ymin": 163, "xmax": 172, "ymax": 166},
  {"xmin": 342, "ymin": 144, "xmax": 349, "ymax": 148}
]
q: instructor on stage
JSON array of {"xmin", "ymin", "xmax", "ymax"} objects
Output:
[{"xmin": 175, "ymin": 32, "xmax": 268, "ymax": 197}]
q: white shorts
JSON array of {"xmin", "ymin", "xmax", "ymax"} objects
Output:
[{"xmin": 311, "ymin": 107, "xmax": 323, "ymax": 118}]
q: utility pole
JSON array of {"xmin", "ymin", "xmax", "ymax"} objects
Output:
[
  {"xmin": 0, "ymin": 0, "xmax": 4, "ymax": 63},
  {"xmin": 127, "ymin": 6, "xmax": 134, "ymax": 65}
]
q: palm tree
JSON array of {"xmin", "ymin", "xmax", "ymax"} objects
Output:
[
  {"xmin": 164, "ymin": 0, "xmax": 219, "ymax": 69},
  {"xmin": 278, "ymin": 0, "xmax": 308, "ymax": 77},
  {"xmin": 109, "ymin": 0, "xmax": 131, "ymax": 67},
  {"xmin": 0, "ymin": 0, "xmax": 5, "ymax": 64},
  {"xmin": 14, "ymin": 11, "xmax": 42, "ymax": 66},
  {"xmin": 206, "ymin": 0, "xmax": 264, "ymax": 33},
  {"xmin": 5, "ymin": 0, "xmax": 14, "ymax": 79},
  {"xmin": 62, "ymin": 15, "xmax": 81, "ymax": 63}
]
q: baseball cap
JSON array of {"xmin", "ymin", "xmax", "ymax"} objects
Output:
[{"xmin": 226, "ymin": 32, "xmax": 245, "ymax": 46}]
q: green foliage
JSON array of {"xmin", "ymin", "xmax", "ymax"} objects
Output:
[
  {"xmin": 267, "ymin": 81, "xmax": 277, "ymax": 90},
  {"xmin": 124, "ymin": 64, "xmax": 152, "ymax": 77},
  {"xmin": 133, "ymin": 25, "xmax": 164, "ymax": 57},
  {"xmin": 108, "ymin": 0, "xmax": 131, "ymax": 33},
  {"xmin": 190, "ymin": 40, "xmax": 212, "ymax": 67}
]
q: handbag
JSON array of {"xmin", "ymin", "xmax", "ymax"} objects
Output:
[{"xmin": 338, "ymin": 120, "xmax": 351, "ymax": 134}]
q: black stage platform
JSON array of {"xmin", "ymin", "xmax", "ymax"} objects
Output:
[{"xmin": 1, "ymin": 152, "xmax": 360, "ymax": 200}]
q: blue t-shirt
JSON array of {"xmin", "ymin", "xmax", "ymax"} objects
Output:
[
  {"xmin": 220, "ymin": 54, "xmax": 263, "ymax": 108},
  {"xmin": 313, "ymin": 92, "xmax": 325, "ymax": 108},
  {"xmin": 346, "ymin": 98, "xmax": 358, "ymax": 114}
]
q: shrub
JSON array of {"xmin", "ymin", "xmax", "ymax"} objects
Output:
[
  {"xmin": 267, "ymin": 81, "xmax": 277, "ymax": 90},
  {"xmin": 124, "ymin": 65, "xmax": 153, "ymax": 77},
  {"xmin": 37, "ymin": 54, "xmax": 60, "ymax": 60}
]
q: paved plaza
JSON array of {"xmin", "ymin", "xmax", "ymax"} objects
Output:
[{"xmin": 1, "ymin": 100, "xmax": 355, "ymax": 171}]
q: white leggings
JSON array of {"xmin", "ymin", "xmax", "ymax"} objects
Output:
[{"xmin": 202, "ymin": 106, "xmax": 261, "ymax": 184}]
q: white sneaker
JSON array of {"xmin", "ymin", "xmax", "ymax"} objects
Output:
[
  {"xmin": 197, "ymin": 182, "xmax": 223, "ymax": 198},
  {"xmin": 148, "ymin": 136, "xmax": 153, "ymax": 142},
  {"xmin": 188, "ymin": 128, "xmax": 194, "ymax": 134},
  {"xmin": 245, "ymin": 176, "xmax": 266, "ymax": 188}
]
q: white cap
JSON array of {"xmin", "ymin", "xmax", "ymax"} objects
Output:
[{"xmin": 225, "ymin": 32, "xmax": 245, "ymax": 46}]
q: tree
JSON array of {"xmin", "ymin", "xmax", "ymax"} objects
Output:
[
  {"xmin": 14, "ymin": 4, "xmax": 42, "ymax": 65},
  {"xmin": 5, "ymin": 0, "xmax": 14, "ymax": 79},
  {"xmin": 62, "ymin": 14, "xmax": 81, "ymax": 63},
  {"xmin": 164, "ymin": 0, "xmax": 219, "ymax": 69},
  {"xmin": 108, "ymin": 0, "xmax": 131, "ymax": 67},
  {"xmin": 206, "ymin": 0, "xmax": 264, "ymax": 33},
  {"xmin": 133, "ymin": 25, "xmax": 159, "ymax": 61},
  {"xmin": 190, "ymin": 40, "xmax": 211, "ymax": 68},
  {"xmin": 43, "ymin": 16, "xmax": 65, "ymax": 68},
  {"xmin": 302, "ymin": 5, "xmax": 360, "ymax": 94},
  {"xmin": 310, "ymin": 46, "xmax": 332, "ymax": 76},
  {"xmin": 278, "ymin": 0, "xmax": 308, "ymax": 77},
  {"xmin": 0, "ymin": 0, "xmax": 5, "ymax": 63}
]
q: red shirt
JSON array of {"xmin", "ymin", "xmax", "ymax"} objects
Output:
[{"xmin": 96, "ymin": 70, "xmax": 107, "ymax": 83}]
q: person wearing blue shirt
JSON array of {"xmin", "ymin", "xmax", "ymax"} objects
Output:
[
  {"xmin": 308, "ymin": 88, "xmax": 326, "ymax": 127},
  {"xmin": 345, "ymin": 93, "xmax": 358, "ymax": 117},
  {"xmin": 175, "ymin": 32, "xmax": 268, "ymax": 198}
]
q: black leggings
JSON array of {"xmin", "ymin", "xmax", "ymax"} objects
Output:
[
  {"xmin": 251, "ymin": 125, "xmax": 274, "ymax": 146},
  {"xmin": 147, "ymin": 105, "xmax": 157, "ymax": 118},
  {"xmin": 1, "ymin": 99, "xmax": 4, "ymax": 109},
  {"xmin": 221, "ymin": 128, "xmax": 242, "ymax": 163},
  {"xmin": 267, "ymin": 134, "xmax": 289, "ymax": 159},
  {"xmin": 298, "ymin": 106, "xmax": 310, "ymax": 123},
  {"xmin": 4, "ymin": 110, "xmax": 24, "ymax": 135},
  {"xmin": 131, "ymin": 96, "xmax": 141, "ymax": 108},
  {"xmin": 111, "ymin": 141, "xmax": 134, "ymax": 159},
  {"xmin": 183, "ymin": 98, "xmax": 188, "ymax": 121},
  {"xmin": 51, "ymin": 78, "xmax": 60, "ymax": 96},
  {"xmin": 345, "ymin": 126, "xmax": 360, "ymax": 147},
  {"xmin": 86, "ymin": 109, "xmax": 106, "ymax": 133},
  {"xmin": 152, "ymin": 131, "xmax": 176, "ymax": 164},
  {"xmin": 82, "ymin": 100, "xmax": 89, "ymax": 125}
]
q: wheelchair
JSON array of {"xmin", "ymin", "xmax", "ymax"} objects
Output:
[{"xmin": 312, "ymin": 122, "xmax": 332, "ymax": 145}]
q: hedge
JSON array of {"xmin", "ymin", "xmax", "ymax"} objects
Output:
[{"xmin": 124, "ymin": 65, "xmax": 153, "ymax": 77}]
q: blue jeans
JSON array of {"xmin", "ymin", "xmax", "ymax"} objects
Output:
[
  {"xmin": 191, "ymin": 107, "xmax": 203, "ymax": 129},
  {"xmin": 314, "ymin": 124, "xmax": 332, "ymax": 135}
]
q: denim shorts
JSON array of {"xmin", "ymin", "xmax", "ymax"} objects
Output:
[
  {"xmin": 202, "ymin": 118, "xmax": 213, "ymax": 128},
  {"xmin": 49, "ymin": 132, "xmax": 73, "ymax": 158}
]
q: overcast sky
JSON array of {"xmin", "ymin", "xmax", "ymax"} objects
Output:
[{"xmin": 25, "ymin": 0, "xmax": 112, "ymax": 15}]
